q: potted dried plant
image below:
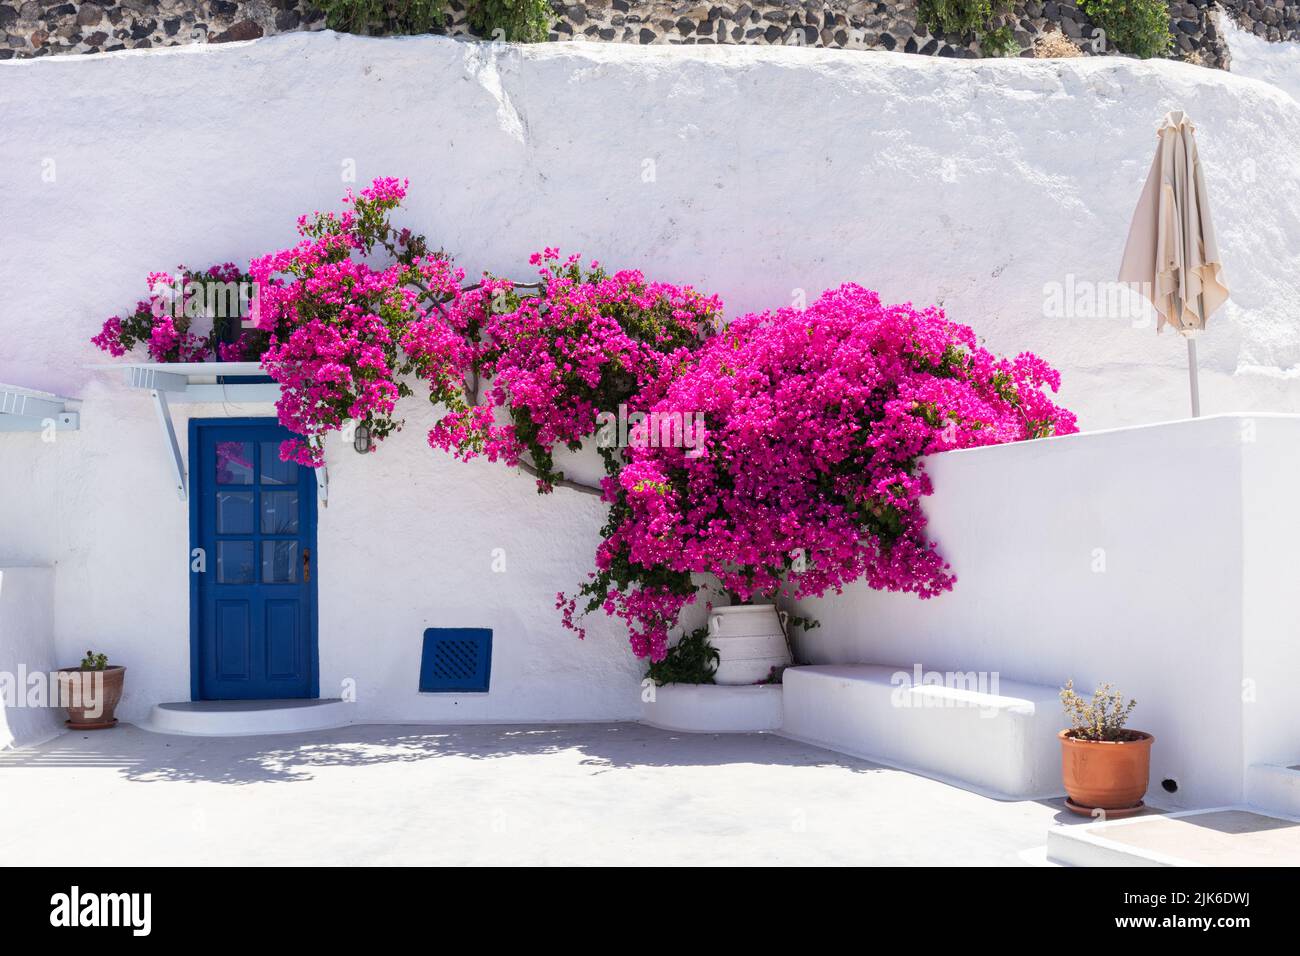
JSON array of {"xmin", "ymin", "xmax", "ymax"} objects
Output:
[
  {"xmin": 1058, "ymin": 680, "xmax": 1153, "ymax": 816},
  {"xmin": 57, "ymin": 651, "xmax": 125, "ymax": 730}
]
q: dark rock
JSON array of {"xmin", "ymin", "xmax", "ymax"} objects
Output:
[
  {"xmin": 1061, "ymin": 18, "xmax": 1082, "ymax": 37},
  {"xmin": 612, "ymin": 0, "xmax": 629, "ymax": 10},
  {"xmin": 599, "ymin": 26, "xmax": 615, "ymax": 39},
  {"xmin": 212, "ymin": 19, "xmax": 262, "ymax": 42},
  {"xmin": 129, "ymin": 18, "xmax": 155, "ymax": 39},
  {"xmin": 554, "ymin": 19, "xmax": 572, "ymax": 33},
  {"xmin": 904, "ymin": 36, "xmax": 918, "ymax": 53},
  {"xmin": 0, "ymin": 48, "xmax": 13, "ymax": 59},
  {"xmin": 938, "ymin": 44, "xmax": 957, "ymax": 56},
  {"xmin": 86, "ymin": 29, "xmax": 107, "ymax": 44},
  {"xmin": 0, "ymin": 5, "xmax": 17, "ymax": 28},
  {"xmin": 566, "ymin": 4, "xmax": 585, "ymax": 24},
  {"xmin": 676, "ymin": 16, "xmax": 694, "ymax": 33},
  {"xmin": 920, "ymin": 37, "xmax": 938, "ymax": 54},
  {"xmin": 763, "ymin": 23, "xmax": 781, "ymax": 41},
  {"xmin": 880, "ymin": 31, "xmax": 895, "ymax": 49},
  {"xmin": 76, "ymin": 5, "xmax": 102, "ymax": 26},
  {"xmin": 210, "ymin": 0, "xmax": 238, "ymax": 15},
  {"xmin": 275, "ymin": 10, "xmax": 299, "ymax": 30},
  {"xmin": 639, "ymin": 26, "xmax": 655, "ymax": 42},
  {"xmin": 49, "ymin": 3, "xmax": 76, "ymax": 16}
]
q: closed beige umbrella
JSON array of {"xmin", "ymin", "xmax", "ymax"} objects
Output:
[{"xmin": 1118, "ymin": 110, "xmax": 1230, "ymax": 417}]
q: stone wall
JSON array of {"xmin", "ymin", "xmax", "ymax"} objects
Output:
[{"xmin": 0, "ymin": 0, "xmax": 1295, "ymax": 68}]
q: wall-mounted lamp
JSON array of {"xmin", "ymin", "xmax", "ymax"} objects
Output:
[{"xmin": 353, "ymin": 423, "xmax": 372, "ymax": 455}]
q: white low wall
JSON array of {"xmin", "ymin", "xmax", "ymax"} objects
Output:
[
  {"xmin": 0, "ymin": 567, "xmax": 64, "ymax": 748},
  {"xmin": 793, "ymin": 414, "xmax": 1300, "ymax": 809},
  {"xmin": 2, "ymin": 34, "xmax": 1300, "ymax": 727}
]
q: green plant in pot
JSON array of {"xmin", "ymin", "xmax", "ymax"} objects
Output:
[
  {"xmin": 645, "ymin": 627, "xmax": 720, "ymax": 687},
  {"xmin": 58, "ymin": 650, "xmax": 126, "ymax": 730},
  {"xmin": 1058, "ymin": 680, "xmax": 1153, "ymax": 816}
]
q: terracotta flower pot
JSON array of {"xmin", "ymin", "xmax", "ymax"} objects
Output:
[
  {"xmin": 57, "ymin": 666, "xmax": 125, "ymax": 729},
  {"xmin": 1059, "ymin": 728, "xmax": 1153, "ymax": 814}
]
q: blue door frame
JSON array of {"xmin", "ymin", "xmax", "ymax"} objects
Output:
[{"xmin": 188, "ymin": 418, "xmax": 319, "ymax": 701}]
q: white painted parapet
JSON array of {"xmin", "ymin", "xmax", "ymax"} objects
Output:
[
  {"xmin": 781, "ymin": 664, "xmax": 1061, "ymax": 799},
  {"xmin": 795, "ymin": 415, "xmax": 1300, "ymax": 811}
]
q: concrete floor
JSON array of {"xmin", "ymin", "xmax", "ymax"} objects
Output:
[{"xmin": 0, "ymin": 722, "xmax": 1081, "ymax": 865}]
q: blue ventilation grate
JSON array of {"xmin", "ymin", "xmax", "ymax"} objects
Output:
[{"xmin": 419, "ymin": 628, "xmax": 492, "ymax": 693}]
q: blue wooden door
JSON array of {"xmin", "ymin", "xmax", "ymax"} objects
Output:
[{"xmin": 191, "ymin": 419, "xmax": 318, "ymax": 700}]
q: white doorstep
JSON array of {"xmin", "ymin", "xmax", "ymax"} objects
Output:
[
  {"xmin": 781, "ymin": 664, "xmax": 1061, "ymax": 799},
  {"xmin": 142, "ymin": 699, "xmax": 351, "ymax": 736}
]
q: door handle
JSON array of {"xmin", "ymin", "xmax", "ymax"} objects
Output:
[{"xmin": 302, "ymin": 548, "xmax": 311, "ymax": 583}]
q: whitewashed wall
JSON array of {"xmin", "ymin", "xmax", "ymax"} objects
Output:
[
  {"xmin": 1225, "ymin": 16, "xmax": 1300, "ymax": 104},
  {"xmin": 2, "ymin": 34, "xmax": 1300, "ymax": 726},
  {"xmin": 793, "ymin": 415, "xmax": 1300, "ymax": 809}
]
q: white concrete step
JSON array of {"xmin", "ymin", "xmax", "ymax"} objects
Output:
[
  {"xmin": 1046, "ymin": 806, "xmax": 1300, "ymax": 866},
  {"xmin": 780, "ymin": 664, "xmax": 1061, "ymax": 799},
  {"xmin": 1246, "ymin": 763, "xmax": 1300, "ymax": 816},
  {"xmin": 641, "ymin": 683, "xmax": 782, "ymax": 733},
  {"xmin": 142, "ymin": 699, "xmax": 351, "ymax": 736}
]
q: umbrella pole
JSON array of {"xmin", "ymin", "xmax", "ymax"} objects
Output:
[{"xmin": 1187, "ymin": 336, "xmax": 1201, "ymax": 418}]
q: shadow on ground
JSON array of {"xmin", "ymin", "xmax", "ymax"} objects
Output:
[{"xmin": 0, "ymin": 722, "xmax": 890, "ymax": 786}]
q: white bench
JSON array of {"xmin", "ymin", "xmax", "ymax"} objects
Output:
[{"xmin": 781, "ymin": 664, "xmax": 1062, "ymax": 799}]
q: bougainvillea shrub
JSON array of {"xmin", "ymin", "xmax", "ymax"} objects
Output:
[
  {"xmin": 559, "ymin": 285, "xmax": 1078, "ymax": 659},
  {"xmin": 427, "ymin": 249, "xmax": 722, "ymax": 491},
  {"xmin": 248, "ymin": 177, "xmax": 476, "ymax": 466},
  {"xmin": 91, "ymin": 263, "xmax": 261, "ymax": 363},
  {"xmin": 93, "ymin": 178, "xmax": 1077, "ymax": 662}
]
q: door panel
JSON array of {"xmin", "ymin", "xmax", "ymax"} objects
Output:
[{"xmin": 192, "ymin": 420, "xmax": 317, "ymax": 700}]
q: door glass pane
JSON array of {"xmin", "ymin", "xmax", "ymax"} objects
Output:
[
  {"xmin": 216, "ymin": 442, "xmax": 254, "ymax": 485},
  {"xmin": 261, "ymin": 491, "xmax": 300, "ymax": 535},
  {"xmin": 217, "ymin": 541, "xmax": 256, "ymax": 584},
  {"xmin": 260, "ymin": 442, "xmax": 298, "ymax": 486},
  {"xmin": 262, "ymin": 540, "xmax": 299, "ymax": 583},
  {"xmin": 217, "ymin": 492, "xmax": 254, "ymax": 534}
]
